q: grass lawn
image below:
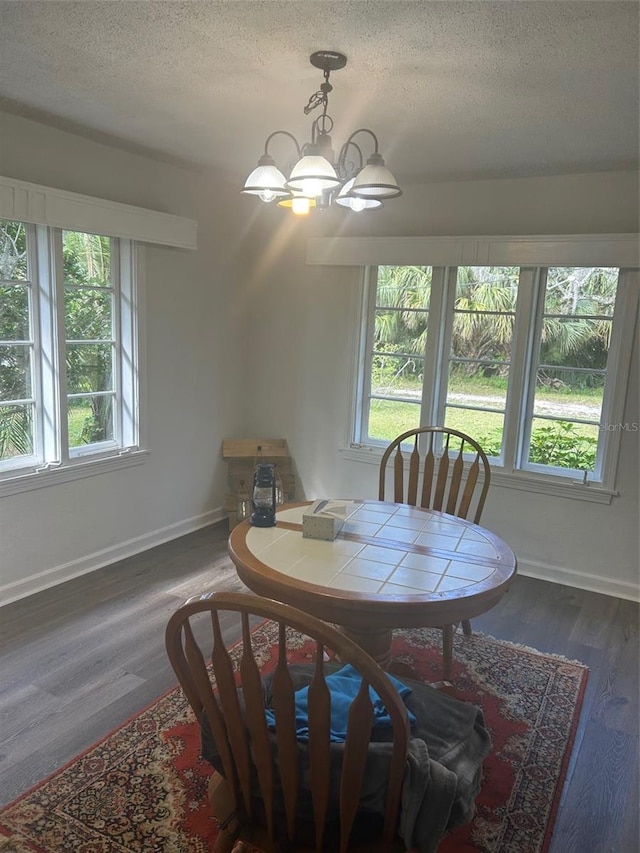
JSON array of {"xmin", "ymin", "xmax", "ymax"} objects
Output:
[
  {"xmin": 68, "ymin": 406, "xmax": 89, "ymax": 447},
  {"xmin": 368, "ymin": 374, "xmax": 600, "ymax": 469},
  {"xmin": 369, "ymin": 401, "xmax": 505, "ymax": 444}
]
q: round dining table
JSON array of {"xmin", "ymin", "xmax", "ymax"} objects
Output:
[{"xmin": 228, "ymin": 500, "xmax": 517, "ymax": 670}]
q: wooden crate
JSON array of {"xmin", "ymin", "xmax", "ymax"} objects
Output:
[{"xmin": 222, "ymin": 438, "xmax": 295, "ymax": 531}]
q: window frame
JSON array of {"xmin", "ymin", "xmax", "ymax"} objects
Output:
[
  {"xmin": 348, "ymin": 261, "xmax": 638, "ymax": 504},
  {"xmin": 0, "ymin": 222, "xmax": 146, "ymax": 496}
]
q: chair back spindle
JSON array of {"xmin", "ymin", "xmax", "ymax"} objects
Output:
[
  {"xmin": 307, "ymin": 641, "xmax": 332, "ymax": 850},
  {"xmin": 272, "ymin": 623, "xmax": 299, "ymax": 841}
]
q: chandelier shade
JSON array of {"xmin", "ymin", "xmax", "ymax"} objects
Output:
[
  {"xmin": 335, "ymin": 177, "xmax": 383, "ymax": 210},
  {"xmin": 350, "ymin": 153, "xmax": 402, "ymax": 199},
  {"xmin": 241, "ymin": 154, "xmax": 289, "ymax": 202},
  {"xmin": 285, "ymin": 151, "xmax": 341, "ymax": 196},
  {"xmin": 241, "ymin": 51, "xmax": 401, "ymax": 215}
]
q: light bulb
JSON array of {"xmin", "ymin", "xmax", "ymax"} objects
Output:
[
  {"xmin": 300, "ymin": 179, "xmax": 323, "ymax": 198},
  {"xmin": 259, "ymin": 188, "xmax": 276, "ymax": 203},
  {"xmin": 351, "ymin": 196, "xmax": 366, "ymax": 212},
  {"xmin": 292, "ymin": 196, "xmax": 311, "ymax": 215}
]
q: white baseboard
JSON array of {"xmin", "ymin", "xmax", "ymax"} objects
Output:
[
  {"xmin": 0, "ymin": 507, "xmax": 227, "ymax": 607},
  {"xmin": 518, "ymin": 558, "xmax": 639, "ymax": 603}
]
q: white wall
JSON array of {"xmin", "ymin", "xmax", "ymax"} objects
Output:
[
  {"xmin": 1, "ymin": 113, "xmax": 637, "ymax": 605},
  {"xmin": 240, "ymin": 170, "xmax": 640, "ymax": 601},
  {"xmin": 0, "ymin": 113, "xmax": 250, "ymax": 603}
]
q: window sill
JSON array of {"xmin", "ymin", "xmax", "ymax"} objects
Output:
[
  {"xmin": 0, "ymin": 449, "xmax": 149, "ymax": 498},
  {"xmin": 340, "ymin": 445, "xmax": 616, "ymax": 505}
]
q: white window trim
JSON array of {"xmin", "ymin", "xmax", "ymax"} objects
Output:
[
  {"xmin": 307, "ymin": 234, "xmax": 640, "ymax": 268},
  {"xmin": 0, "ymin": 448, "xmax": 150, "ymax": 497},
  {"xmin": 0, "ymin": 175, "xmax": 197, "ymax": 249},
  {"xmin": 325, "ymin": 234, "xmax": 639, "ymax": 506}
]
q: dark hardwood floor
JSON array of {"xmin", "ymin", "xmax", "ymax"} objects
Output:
[{"xmin": 1, "ymin": 522, "xmax": 638, "ymax": 852}]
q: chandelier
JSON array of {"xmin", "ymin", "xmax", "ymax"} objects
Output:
[{"xmin": 242, "ymin": 50, "xmax": 402, "ymax": 215}]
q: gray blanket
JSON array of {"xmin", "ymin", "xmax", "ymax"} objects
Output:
[{"xmin": 201, "ymin": 663, "xmax": 491, "ymax": 852}]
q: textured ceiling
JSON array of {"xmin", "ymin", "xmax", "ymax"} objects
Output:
[{"xmin": 0, "ymin": 1, "xmax": 638, "ymax": 185}]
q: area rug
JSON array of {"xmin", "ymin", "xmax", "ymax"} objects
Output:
[{"xmin": 0, "ymin": 624, "xmax": 588, "ymax": 853}]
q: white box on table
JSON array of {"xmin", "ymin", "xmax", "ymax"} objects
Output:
[{"xmin": 302, "ymin": 499, "xmax": 360, "ymax": 541}]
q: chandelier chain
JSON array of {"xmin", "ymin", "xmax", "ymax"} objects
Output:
[{"xmin": 303, "ymin": 67, "xmax": 333, "ymax": 117}]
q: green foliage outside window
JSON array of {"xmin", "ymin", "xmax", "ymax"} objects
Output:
[
  {"xmin": 63, "ymin": 230, "xmax": 113, "ymax": 446},
  {"xmin": 478, "ymin": 422, "xmax": 598, "ymax": 471},
  {"xmin": 0, "ymin": 222, "xmax": 113, "ymax": 460},
  {"xmin": 0, "ymin": 221, "xmax": 31, "ymax": 459}
]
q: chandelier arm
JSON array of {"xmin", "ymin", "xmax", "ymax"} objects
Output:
[
  {"xmin": 341, "ymin": 128, "xmax": 380, "ymax": 156},
  {"xmin": 264, "ymin": 130, "xmax": 302, "ymax": 160},
  {"xmin": 337, "ymin": 139, "xmax": 364, "ymax": 177}
]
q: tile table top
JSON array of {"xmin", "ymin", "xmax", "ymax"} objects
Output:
[{"xmin": 244, "ymin": 501, "xmax": 513, "ymax": 599}]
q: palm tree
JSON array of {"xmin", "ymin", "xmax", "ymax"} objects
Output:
[
  {"xmin": 373, "ymin": 266, "xmax": 431, "ymax": 390},
  {"xmin": 452, "ymin": 267, "xmax": 518, "ymax": 371},
  {"xmin": 374, "ymin": 265, "xmax": 616, "ymax": 382},
  {"xmin": 541, "ymin": 267, "xmax": 617, "ymax": 372}
]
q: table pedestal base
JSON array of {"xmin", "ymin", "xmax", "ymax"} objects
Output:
[
  {"xmin": 339, "ymin": 625, "xmax": 456, "ymax": 694},
  {"xmin": 340, "ymin": 626, "xmax": 393, "ymax": 669}
]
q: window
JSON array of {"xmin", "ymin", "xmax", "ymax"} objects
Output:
[
  {"xmin": 0, "ymin": 219, "xmax": 140, "ymax": 485},
  {"xmin": 356, "ymin": 262, "xmax": 637, "ymax": 495}
]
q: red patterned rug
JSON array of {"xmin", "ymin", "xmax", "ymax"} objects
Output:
[{"xmin": 0, "ymin": 624, "xmax": 587, "ymax": 853}]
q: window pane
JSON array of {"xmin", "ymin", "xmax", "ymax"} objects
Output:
[
  {"xmin": 444, "ymin": 267, "xmax": 516, "ymax": 457},
  {"xmin": 368, "ymin": 399, "xmax": 421, "ymax": 442},
  {"xmin": 447, "ymin": 363, "xmax": 508, "ymax": 411},
  {"xmin": 64, "ymin": 287, "xmax": 112, "ymax": 339},
  {"xmin": 0, "ymin": 220, "xmax": 28, "ymax": 281},
  {"xmin": 63, "ymin": 231, "xmax": 111, "ymax": 287},
  {"xmin": 374, "ymin": 310, "xmax": 428, "ymax": 354},
  {"xmin": 528, "ymin": 269, "xmax": 619, "ymax": 471},
  {"xmin": 0, "ymin": 404, "xmax": 33, "ymax": 460},
  {"xmin": 533, "ymin": 368, "xmax": 605, "ymax": 422},
  {"xmin": 0, "ymin": 344, "xmax": 32, "ymax": 400},
  {"xmin": 371, "ymin": 354, "xmax": 424, "ymax": 399},
  {"xmin": 368, "ymin": 267, "xmax": 430, "ymax": 443},
  {"xmin": 451, "ymin": 312, "xmax": 514, "ymax": 362},
  {"xmin": 545, "ymin": 267, "xmax": 618, "ymax": 316},
  {"xmin": 0, "ymin": 284, "xmax": 30, "ymax": 340},
  {"xmin": 68, "ymin": 395, "xmax": 114, "ymax": 447},
  {"xmin": 376, "ymin": 266, "xmax": 431, "ymax": 309},
  {"xmin": 454, "ymin": 267, "xmax": 517, "ymax": 355},
  {"xmin": 540, "ymin": 317, "xmax": 612, "ymax": 370},
  {"xmin": 528, "ymin": 418, "xmax": 598, "ymax": 472},
  {"xmin": 0, "ymin": 223, "xmax": 33, "ymax": 466},
  {"xmin": 66, "ymin": 344, "xmax": 113, "ymax": 393},
  {"xmin": 444, "ymin": 407, "xmax": 505, "ymax": 458}
]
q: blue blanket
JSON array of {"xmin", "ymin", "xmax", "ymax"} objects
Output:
[{"xmin": 264, "ymin": 664, "xmax": 416, "ymax": 742}]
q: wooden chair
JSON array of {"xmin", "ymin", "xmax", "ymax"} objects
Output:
[
  {"xmin": 378, "ymin": 426, "xmax": 492, "ymax": 680},
  {"xmin": 165, "ymin": 591, "xmax": 411, "ymax": 852}
]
